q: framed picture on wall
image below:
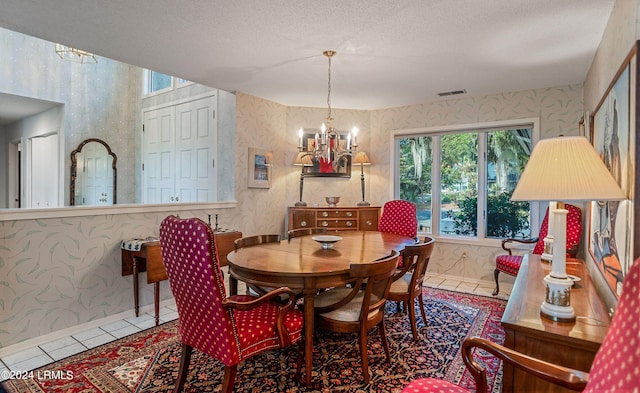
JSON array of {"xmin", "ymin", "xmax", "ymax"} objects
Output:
[
  {"xmin": 589, "ymin": 43, "xmax": 638, "ymax": 297},
  {"xmin": 248, "ymin": 147, "xmax": 272, "ymax": 189},
  {"xmin": 300, "ymin": 131, "xmax": 351, "ymax": 178}
]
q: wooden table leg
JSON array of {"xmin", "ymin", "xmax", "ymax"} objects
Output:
[
  {"xmin": 229, "ymin": 275, "xmax": 238, "ymax": 296},
  {"xmin": 303, "ymin": 292, "xmax": 315, "ymax": 386},
  {"xmin": 154, "ymin": 282, "xmax": 160, "ymax": 326},
  {"xmin": 133, "ymin": 257, "xmax": 140, "ymax": 317}
]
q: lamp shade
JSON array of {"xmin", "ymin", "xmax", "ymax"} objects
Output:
[
  {"xmin": 294, "ymin": 152, "xmax": 314, "ymax": 166},
  {"xmin": 511, "ymin": 136, "xmax": 625, "ymax": 202},
  {"xmin": 353, "ymin": 151, "xmax": 371, "ymax": 165}
]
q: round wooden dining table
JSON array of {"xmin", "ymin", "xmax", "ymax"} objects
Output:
[{"xmin": 226, "ymin": 230, "xmax": 416, "ymax": 385}]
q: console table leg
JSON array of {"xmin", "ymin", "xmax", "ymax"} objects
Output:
[
  {"xmin": 133, "ymin": 257, "xmax": 140, "ymax": 317},
  {"xmin": 154, "ymin": 282, "xmax": 160, "ymax": 326}
]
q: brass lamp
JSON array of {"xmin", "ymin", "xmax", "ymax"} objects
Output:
[
  {"xmin": 353, "ymin": 151, "xmax": 371, "ymax": 206},
  {"xmin": 294, "ymin": 152, "xmax": 313, "ymax": 206},
  {"xmin": 511, "ymin": 136, "xmax": 625, "ymax": 322}
]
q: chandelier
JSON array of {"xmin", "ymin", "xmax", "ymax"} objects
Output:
[
  {"xmin": 55, "ymin": 43, "xmax": 97, "ymax": 64},
  {"xmin": 296, "ymin": 50, "xmax": 358, "ymax": 173}
]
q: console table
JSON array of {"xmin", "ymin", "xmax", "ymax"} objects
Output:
[
  {"xmin": 501, "ymin": 254, "xmax": 611, "ymax": 392},
  {"xmin": 121, "ymin": 229, "xmax": 242, "ymax": 325},
  {"xmin": 288, "ymin": 205, "xmax": 380, "ymax": 232}
]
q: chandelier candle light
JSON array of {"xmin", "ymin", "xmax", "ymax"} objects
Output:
[{"xmin": 511, "ymin": 136, "xmax": 625, "ymax": 322}]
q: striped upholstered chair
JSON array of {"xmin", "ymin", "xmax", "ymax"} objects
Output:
[
  {"xmin": 493, "ymin": 204, "xmax": 582, "ymax": 296},
  {"xmin": 378, "ymin": 200, "xmax": 418, "ymax": 240},
  {"xmin": 159, "ymin": 216, "xmax": 304, "ymax": 393},
  {"xmin": 403, "ymin": 257, "xmax": 640, "ymax": 392}
]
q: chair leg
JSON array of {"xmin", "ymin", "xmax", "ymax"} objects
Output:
[
  {"xmin": 418, "ymin": 293, "xmax": 428, "ymax": 334},
  {"xmin": 359, "ymin": 331, "xmax": 370, "ymax": 384},
  {"xmin": 492, "ymin": 269, "xmax": 500, "ymax": 296},
  {"xmin": 379, "ymin": 319, "xmax": 391, "ymax": 363},
  {"xmin": 222, "ymin": 365, "xmax": 237, "ymax": 393},
  {"xmin": 173, "ymin": 343, "xmax": 193, "ymax": 393},
  {"xmin": 408, "ymin": 298, "xmax": 418, "ymax": 340}
]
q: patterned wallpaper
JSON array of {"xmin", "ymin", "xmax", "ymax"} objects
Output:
[{"xmin": 1, "ymin": 84, "xmax": 584, "ymax": 348}]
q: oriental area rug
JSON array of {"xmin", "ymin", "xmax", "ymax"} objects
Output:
[{"xmin": 2, "ymin": 288, "xmax": 506, "ymax": 393}]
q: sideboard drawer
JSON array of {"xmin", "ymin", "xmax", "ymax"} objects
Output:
[
  {"xmin": 317, "ymin": 219, "xmax": 357, "ymax": 229},
  {"xmin": 317, "ymin": 209, "xmax": 357, "ymax": 219},
  {"xmin": 290, "ymin": 210, "xmax": 316, "ymax": 228}
]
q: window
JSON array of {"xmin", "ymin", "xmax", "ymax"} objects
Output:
[
  {"xmin": 143, "ymin": 70, "xmax": 173, "ymax": 95},
  {"xmin": 395, "ymin": 120, "xmax": 538, "ymax": 240}
]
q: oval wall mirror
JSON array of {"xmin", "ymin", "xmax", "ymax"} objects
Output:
[{"xmin": 70, "ymin": 138, "xmax": 117, "ymax": 206}]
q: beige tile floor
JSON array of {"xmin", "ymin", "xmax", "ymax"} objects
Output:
[{"xmin": 0, "ymin": 271, "xmax": 511, "ymax": 381}]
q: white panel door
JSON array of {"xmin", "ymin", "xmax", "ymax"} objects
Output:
[
  {"xmin": 175, "ymin": 96, "xmax": 217, "ymax": 202},
  {"xmin": 143, "ymin": 106, "xmax": 175, "ymax": 203},
  {"xmin": 30, "ymin": 134, "xmax": 59, "ymax": 208}
]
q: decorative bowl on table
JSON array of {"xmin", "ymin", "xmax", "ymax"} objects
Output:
[
  {"xmin": 325, "ymin": 196, "xmax": 340, "ymax": 207},
  {"xmin": 312, "ymin": 235, "xmax": 342, "ymax": 249}
]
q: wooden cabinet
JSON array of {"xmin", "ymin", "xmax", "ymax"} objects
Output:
[
  {"xmin": 501, "ymin": 254, "xmax": 610, "ymax": 393},
  {"xmin": 288, "ymin": 206, "xmax": 380, "ymax": 232}
]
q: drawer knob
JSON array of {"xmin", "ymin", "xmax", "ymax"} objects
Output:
[
  {"xmin": 322, "ymin": 212, "xmax": 329, "ymax": 217},
  {"xmin": 346, "ymin": 212, "xmax": 353, "ymax": 217},
  {"xmin": 346, "ymin": 221, "xmax": 353, "ymax": 227},
  {"xmin": 322, "ymin": 221, "xmax": 329, "ymax": 227},
  {"xmin": 366, "ymin": 220, "xmax": 372, "ymax": 226},
  {"xmin": 301, "ymin": 221, "xmax": 307, "ymax": 227}
]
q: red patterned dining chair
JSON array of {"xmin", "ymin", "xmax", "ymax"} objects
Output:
[
  {"xmin": 403, "ymin": 257, "xmax": 640, "ymax": 392},
  {"xmin": 388, "ymin": 237, "xmax": 436, "ymax": 340},
  {"xmin": 159, "ymin": 216, "xmax": 304, "ymax": 393},
  {"xmin": 297, "ymin": 250, "xmax": 401, "ymax": 384},
  {"xmin": 378, "ymin": 200, "xmax": 419, "ymax": 240},
  {"xmin": 493, "ymin": 204, "xmax": 582, "ymax": 296}
]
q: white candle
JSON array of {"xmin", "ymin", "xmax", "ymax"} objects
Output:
[
  {"xmin": 347, "ymin": 134, "xmax": 352, "ymax": 150},
  {"xmin": 351, "ymin": 126, "xmax": 359, "ymax": 146},
  {"xmin": 298, "ymin": 128, "xmax": 304, "ymax": 148},
  {"xmin": 321, "ymin": 123, "xmax": 326, "ymax": 144}
]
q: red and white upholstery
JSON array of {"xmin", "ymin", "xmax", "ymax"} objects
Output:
[
  {"xmin": 379, "ymin": 200, "xmax": 418, "ymax": 240},
  {"xmin": 159, "ymin": 215, "xmax": 304, "ymax": 393},
  {"xmin": 403, "ymin": 257, "xmax": 640, "ymax": 392},
  {"xmin": 583, "ymin": 257, "xmax": 640, "ymax": 392},
  {"xmin": 494, "ymin": 204, "xmax": 582, "ymax": 295}
]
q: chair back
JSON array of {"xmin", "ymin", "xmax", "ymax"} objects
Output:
[
  {"xmin": 583, "ymin": 257, "xmax": 640, "ymax": 392},
  {"xmin": 287, "ymin": 227, "xmax": 327, "ymax": 239},
  {"xmin": 400, "ymin": 237, "xmax": 436, "ymax": 291},
  {"xmin": 378, "ymin": 200, "xmax": 418, "ymax": 239},
  {"xmin": 234, "ymin": 234, "xmax": 281, "ymax": 250},
  {"xmin": 350, "ymin": 250, "xmax": 401, "ymax": 321},
  {"xmin": 532, "ymin": 204, "xmax": 582, "ymax": 256},
  {"xmin": 159, "ymin": 215, "xmax": 242, "ymax": 365}
]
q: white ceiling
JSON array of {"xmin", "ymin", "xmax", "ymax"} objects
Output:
[{"xmin": 0, "ymin": 0, "xmax": 615, "ymax": 111}]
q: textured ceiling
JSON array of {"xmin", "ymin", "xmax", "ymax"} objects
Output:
[{"xmin": 0, "ymin": 0, "xmax": 615, "ymax": 110}]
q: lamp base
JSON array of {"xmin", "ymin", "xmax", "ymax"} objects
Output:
[
  {"xmin": 295, "ymin": 201, "xmax": 307, "ymax": 206},
  {"xmin": 357, "ymin": 200, "xmax": 370, "ymax": 206},
  {"xmin": 540, "ymin": 274, "xmax": 575, "ymax": 322}
]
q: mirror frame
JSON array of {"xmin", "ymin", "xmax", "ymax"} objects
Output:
[{"xmin": 70, "ymin": 138, "xmax": 117, "ymax": 206}]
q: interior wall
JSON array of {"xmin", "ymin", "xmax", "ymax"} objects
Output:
[
  {"xmin": 582, "ymin": 0, "xmax": 639, "ymax": 313},
  {"xmin": 0, "ymin": 27, "xmax": 140, "ymax": 205}
]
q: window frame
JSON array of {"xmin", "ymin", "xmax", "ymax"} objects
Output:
[
  {"xmin": 143, "ymin": 69, "xmax": 177, "ymax": 96},
  {"xmin": 391, "ymin": 118, "xmax": 541, "ymax": 247}
]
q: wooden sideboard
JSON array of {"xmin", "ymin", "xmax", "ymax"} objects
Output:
[
  {"xmin": 288, "ymin": 205, "xmax": 380, "ymax": 232},
  {"xmin": 501, "ymin": 254, "xmax": 611, "ymax": 393},
  {"xmin": 121, "ymin": 230, "xmax": 242, "ymax": 325}
]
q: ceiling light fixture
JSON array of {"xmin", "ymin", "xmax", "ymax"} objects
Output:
[
  {"xmin": 296, "ymin": 50, "xmax": 359, "ymax": 172},
  {"xmin": 55, "ymin": 43, "xmax": 97, "ymax": 64}
]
